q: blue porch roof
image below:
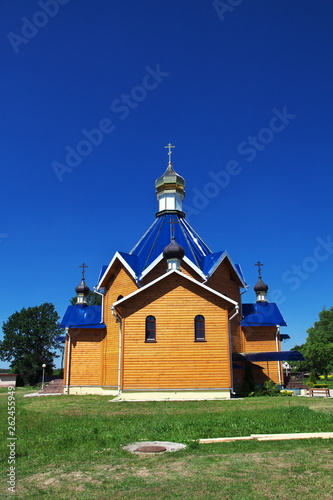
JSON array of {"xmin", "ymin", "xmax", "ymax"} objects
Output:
[
  {"xmin": 241, "ymin": 302, "xmax": 287, "ymax": 327},
  {"xmin": 60, "ymin": 305, "xmax": 105, "ymax": 329},
  {"xmin": 240, "ymin": 351, "xmax": 304, "ymax": 362}
]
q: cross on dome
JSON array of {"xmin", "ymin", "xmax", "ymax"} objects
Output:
[
  {"xmin": 79, "ymin": 262, "xmax": 88, "ymax": 279},
  {"xmin": 255, "ymin": 260, "xmax": 263, "ymax": 277},
  {"xmin": 164, "ymin": 143, "xmax": 175, "ymax": 164},
  {"xmin": 168, "ymin": 217, "xmax": 179, "ymax": 240}
]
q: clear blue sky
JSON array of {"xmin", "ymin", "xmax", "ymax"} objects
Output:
[{"xmin": 1, "ymin": 0, "xmax": 333, "ymax": 368}]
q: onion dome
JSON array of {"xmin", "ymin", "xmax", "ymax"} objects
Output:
[
  {"xmin": 75, "ymin": 278, "xmax": 90, "ymax": 296},
  {"xmin": 163, "ymin": 237, "xmax": 185, "ymax": 261},
  {"xmin": 163, "ymin": 237, "xmax": 185, "ymax": 271},
  {"xmin": 75, "ymin": 262, "xmax": 91, "ymax": 305},
  {"xmin": 254, "ymin": 261, "xmax": 268, "ymax": 302},
  {"xmin": 254, "ymin": 277, "xmax": 268, "ymax": 293},
  {"xmin": 155, "ymin": 163, "xmax": 185, "ymax": 195}
]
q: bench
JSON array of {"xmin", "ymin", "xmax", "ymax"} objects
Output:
[{"xmin": 308, "ymin": 388, "xmax": 330, "ymax": 397}]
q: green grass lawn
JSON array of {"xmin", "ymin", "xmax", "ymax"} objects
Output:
[{"xmin": 1, "ymin": 391, "xmax": 333, "ymax": 499}]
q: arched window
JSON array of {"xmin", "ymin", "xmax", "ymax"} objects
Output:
[
  {"xmin": 145, "ymin": 315, "xmax": 156, "ymax": 342},
  {"xmin": 195, "ymin": 315, "xmax": 205, "ymax": 341},
  {"xmin": 117, "ymin": 295, "xmax": 123, "ymax": 301}
]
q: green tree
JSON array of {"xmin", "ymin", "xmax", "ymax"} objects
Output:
[
  {"xmin": 302, "ymin": 307, "xmax": 333, "ymax": 377},
  {"xmin": 289, "ymin": 344, "xmax": 309, "ymax": 372},
  {"xmin": 0, "ymin": 303, "xmax": 61, "ymax": 386},
  {"xmin": 70, "ymin": 290, "xmax": 102, "ymax": 306}
]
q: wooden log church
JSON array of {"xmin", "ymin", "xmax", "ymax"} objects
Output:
[{"xmin": 59, "ymin": 145, "xmax": 302, "ymax": 399}]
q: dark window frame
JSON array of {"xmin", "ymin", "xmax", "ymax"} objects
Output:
[
  {"xmin": 194, "ymin": 314, "xmax": 206, "ymax": 342},
  {"xmin": 145, "ymin": 315, "xmax": 156, "ymax": 342}
]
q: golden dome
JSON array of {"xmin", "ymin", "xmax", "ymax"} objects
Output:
[{"xmin": 155, "ymin": 163, "xmax": 185, "ymax": 194}]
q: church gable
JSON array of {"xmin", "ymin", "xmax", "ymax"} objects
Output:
[
  {"xmin": 113, "ymin": 270, "xmax": 236, "ymax": 316},
  {"xmin": 140, "ymin": 258, "xmax": 167, "ymax": 287},
  {"xmin": 205, "ymin": 257, "xmax": 241, "ymax": 303},
  {"xmin": 140, "ymin": 255, "xmax": 205, "ymax": 286},
  {"xmin": 105, "ymin": 264, "xmax": 138, "ymax": 302}
]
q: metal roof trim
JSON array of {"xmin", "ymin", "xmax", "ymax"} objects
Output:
[
  {"xmin": 182, "ymin": 256, "xmax": 206, "ymax": 280},
  {"xmin": 204, "ymin": 250, "xmax": 227, "ymax": 278},
  {"xmin": 113, "ymin": 269, "xmax": 238, "ymax": 308},
  {"xmin": 129, "ymin": 218, "xmax": 159, "ymax": 255},
  {"xmin": 139, "ymin": 253, "xmax": 164, "ymax": 280},
  {"xmin": 206, "ymin": 250, "xmax": 247, "ymax": 287},
  {"xmin": 138, "ymin": 253, "xmax": 205, "ymax": 281},
  {"xmin": 97, "ymin": 251, "xmax": 137, "ymax": 288}
]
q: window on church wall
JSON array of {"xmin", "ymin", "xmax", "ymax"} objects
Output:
[
  {"xmin": 195, "ymin": 315, "xmax": 205, "ymax": 341},
  {"xmin": 145, "ymin": 315, "xmax": 156, "ymax": 342}
]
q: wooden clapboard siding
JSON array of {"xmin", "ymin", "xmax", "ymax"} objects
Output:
[
  {"xmin": 242, "ymin": 326, "xmax": 277, "ymax": 352},
  {"xmin": 102, "ymin": 265, "xmax": 138, "ymax": 386},
  {"xmin": 252, "ymin": 361, "xmax": 281, "ymax": 385},
  {"xmin": 205, "ymin": 260, "xmax": 241, "ymax": 303},
  {"xmin": 181, "ymin": 261, "xmax": 205, "ymax": 281},
  {"xmin": 231, "ymin": 321, "xmax": 243, "ymax": 353},
  {"xmin": 121, "ymin": 274, "xmax": 231, "ymax": 390},
  {"xmin": 69, "ymin": 329, "xmax": 102, "ymax": 385},
  {"xmin": 242, "ymin": 326, "xmax": 281, "ymax": 383},
  {"xmin": 141, "ymin": 260, "xmax": 167, "ymax": 285}
]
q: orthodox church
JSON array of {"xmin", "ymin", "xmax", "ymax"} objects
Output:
[{"xmin": 60, "ymin": 145, "xmax": 302, "ymax": 399}]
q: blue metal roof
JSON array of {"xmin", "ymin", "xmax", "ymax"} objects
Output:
[
  {"xmin": 97, "ymin": 213, "xmax": 246, "ymax": 286},
  {"xmin": 116, "ymin": 213, "xmax": 244, "ymax": 283},
  {"xmin": 130, "ymin": 214, "xmax": 212, "ymax": 274},
  {"xmin": 60, "ymin": 305, "xmax": 105, "ymax": 329},
  {"xmin": 241, "ymin": 302, "xmax": 287, "ymax": 327},
  {"xmin": 280, "ymin": 334, "xmax": 290, "ymax": 340},
  {"xmin": 97, "ymin": 265, "xmax": 108, "ymax": 284}
]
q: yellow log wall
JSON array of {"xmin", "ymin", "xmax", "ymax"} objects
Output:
[
  {"xmin": 242, "ymin": 326, "xmax": 281, "ymax": 384},
  {"xmin": 102, "ymin": 266, "xmax": 138, "ymax": 387},
  {"xmin": 121, "ymin": 275, "xmax": 232, "ymax": 390},
  {"xmin": 68, "ymin": 329, "xmax": 103, "ymax": 386},
  {"xmin": 205, "ymin": 260, "xmax": 241, "ymax": 303}
]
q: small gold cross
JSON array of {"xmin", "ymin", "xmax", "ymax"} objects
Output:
[{"xmin": 164, "ymin": 143, "xmax": 175, "ymax": 163}]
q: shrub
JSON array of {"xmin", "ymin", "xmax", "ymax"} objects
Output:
[
  {"xmin": 308, "ymin": 370, "xmax": 317, "ymax": 386},
  {"xmin": 280, "ymin": 390, "xmax": 293, "ymax": 396},
  {"xmin": 252, "ymin": 380, "xmax": 281, "ymax": 397}
]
